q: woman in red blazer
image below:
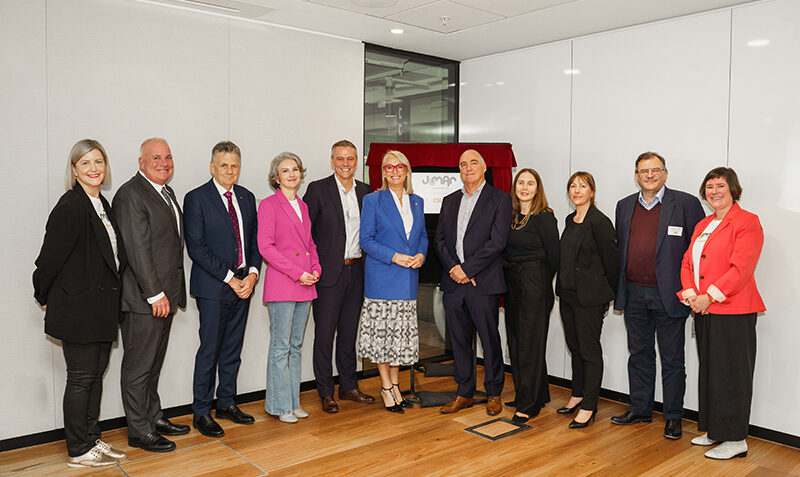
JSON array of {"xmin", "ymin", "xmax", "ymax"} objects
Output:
[
  {"xmin": 677, "ymin": 167, "xmax": 764, "ymax": 460},
  {"xmin": 257, "ymin": 152, "xmax": 321, "ymax": 423}
]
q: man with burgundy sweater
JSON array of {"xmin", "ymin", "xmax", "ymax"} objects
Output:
[{"xmin": 611, "ymin": 152, "xmax": 705, "ymax": 440}]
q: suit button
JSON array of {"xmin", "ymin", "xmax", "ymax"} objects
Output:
[
  {"xmin": 99, "ymin": 286, "xmax": 104, "ymax": 291},
  {"xmin": 296, "ymin": 253, "xmax": 300, "ymax": 256},
  {"xmin": 700, "ymin": 275, "xmax": 704, "ymax": 280},
  {"xmin": 306, "ymin": 252, "xmax": 309, "ymax": 255},
  {"xmin": 112, "ymin": 287, "xmax": 119, "ymax": 291},
  {"xmin": 701, "ymin": 254, "xmax": 705, "ymax": 258}
]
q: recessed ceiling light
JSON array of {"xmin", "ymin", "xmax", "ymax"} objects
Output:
[
  {"xmin": 563, "ymin": 68, "xmax": 580, "ymax": 75},
  {"xmin": 390, "ymin": 28, "xmax": 404, "ymax": 34},
  {"xmin": 495, "ymin": 81, "xmax": 505, "ymax": 86},
  {"xmin": 352, "ymin": 0, "xmax": 399, "ymax": 7},
  {"xmin": 747, "ymin": 39, "xmax": 770, "ymax": 47}
]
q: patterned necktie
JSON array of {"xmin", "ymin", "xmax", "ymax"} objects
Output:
[
  {"xmin": 224, "ymin": 191, "xmax": 243, "ymax": 268},
  {"xmin": 161, "ymin": 186, "xmax": 177, "ymax": 223}
]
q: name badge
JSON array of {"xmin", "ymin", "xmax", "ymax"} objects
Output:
[{"xmin": 668, "ymin": 226, "xmax": 683, "ymax": 236}]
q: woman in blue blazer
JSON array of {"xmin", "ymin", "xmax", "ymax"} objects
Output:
[{"xmin": 358, "ymin": 150, "xmax": 428, "ymax": 413}]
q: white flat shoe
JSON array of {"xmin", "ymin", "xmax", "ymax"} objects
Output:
[
  {"xmin": 67, "ymin": 445, "xmax": 118, "ymax": 468},
  {"xmin": 691, "ymin": 433, "xmax": 719, "ymax": 446},
  {"xmin": 279, "ymin": 414, "xmax": 298, "ymax": 423},
  {"xmin": 95, "ymin": 439, "xmax": 127, "ymax": 460},
  {"xmin": 293, "ymin": 409, "xmax": 309, "ymax": 418},
  {"xmin": 705, "ymin": 440, "xmax": 748, "ymax": 460}
]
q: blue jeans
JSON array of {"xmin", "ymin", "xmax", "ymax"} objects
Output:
[{"xmin": 266, "ymin": 301, "xmax": 311, "ymax": 415}]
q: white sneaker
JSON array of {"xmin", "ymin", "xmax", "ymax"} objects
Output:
[
  {"xmin": 67, "ymin": 445, "xmax": 119, "ymax": 468},
  {"xmin": 705, "ymin": 440, "xmax": 748, "ymax": 460},
  {"xmin": 293, "ymin": 409, "xmax": 309, "ymax": 418},
  {"xmin": 279, "ymin": 414, "xmax": 298, "ymax": 423},
  {"xmin": 95, "ymin": 439, "xmax": 127, "ymax": 460},
  {"xmin": 691, "ymin": 433, "xmax": 719, "ymax": 446}
]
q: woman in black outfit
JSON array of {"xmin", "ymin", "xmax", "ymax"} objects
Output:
[
  {"xmin": 503, "ymin": 168, "xmax": 559, "ymax": 425},
  {"xmin": 556, "ymin": 171, "xmax": 619, "ymax": 429},
  {"xmin": 33, "ymin": 139, "xmax": 127, "ymax": 468}
]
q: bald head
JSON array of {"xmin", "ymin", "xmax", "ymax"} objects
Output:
[{"xmin": 459, "ymin": 149, "xmax": 487, "ymax": 193}]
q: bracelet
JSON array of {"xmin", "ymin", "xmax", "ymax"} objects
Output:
[{"xmin": 707, "ymin": 294, "xmax": 716, "ymax": 303}]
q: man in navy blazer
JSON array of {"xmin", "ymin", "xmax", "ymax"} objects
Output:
[
  {"xmin": 435, "ymin": 149, "xmax": 512, "ymax": 416},
  {"xmin": 183, "ymin": 141, "xmax": 260, "ymax": 437},
  {"xmin": 304, "ymin": 140, "xmax": 375, "ymax": 413},
  {"xmin": 611, "ymin": 152, "xmax": 705, "ymax": 439}
]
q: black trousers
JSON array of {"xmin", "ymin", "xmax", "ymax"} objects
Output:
[
  {"xmin": 120, "ymin": 311, "xmax": 173, "ymax": 439},
  {"xmin": 62, "ymin": 341, "xmax": 112, "ymax": 457},
  {"xmin": 696, "ymin": 312, "xmax": 757, "ymax": 441},
  {"xmin": 559, "ymin": 298, "xmax": 606, "ymax": 411},
  {"xmin": 443, "ymin": 286, "xmax": 504, "ymax": 397},
  {"xmin": 624, "ymin": 282, "xmax": 687, "ymax": 419},
  {"xmin": 312, "ymin": 263, "xmax": 364, "ymax": 397},
  {"xmin": 192, "ymin": 294, "xmax": 250, "ymax": 416},
  {"xmin": 503, "ymin": 260, "xmax": 553, "ymax": 416}
]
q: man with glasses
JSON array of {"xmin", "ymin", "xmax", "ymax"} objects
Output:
[{"xmin": 611, "ymin": 152, "xmax": 705, "ymax": 439}]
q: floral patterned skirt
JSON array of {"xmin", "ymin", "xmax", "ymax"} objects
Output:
[{"xmin": 357, "ymin": 297, "xmax": 419, "ymax": 366}]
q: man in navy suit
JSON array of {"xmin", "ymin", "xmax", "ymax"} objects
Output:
[
  {"xmin": 435, "ymin": 149, "xmax": 512, "ymax": 416},
  {"xmin": 611, "ymin": 151, "xmax": 705, "ymax": 440},
  {"xmin": 304, "ymin": 140, "xmax": 375, "ymax": 413},
  {"xmin": 183, "ymin": 141, "xmax": 260, "ymax": 437}
]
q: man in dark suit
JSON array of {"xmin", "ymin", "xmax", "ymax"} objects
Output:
[
  {"xmin": 114, "ymin": 138, "xmax": 188, "ymax": 453},
  {"xmin": 304, "ymin": 140, "xmax": 375, "ymax": 413},
  {"xmin": 183, "ymin": 141, "xmax": 259, "ymax": 437},
  {"xmin": 611, "ymin": 151, "xmax": 705, "ymax": 439},
  {"xmin": 435, "ymin": 149, "xmax": 513, "ymax": 416}
]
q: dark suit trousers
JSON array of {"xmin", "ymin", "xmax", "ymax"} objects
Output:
[
  {"xmin": 192, "ymin": 294, "xmax": 250, "ymax": 416},
  {"xmin": 312, "ymin": 263, "xmax": 364, "ymax": 397},
  {"xmin": 624, "ymin": 282, "xmax": 687, "ymax": 419},
  {"xmin": 696, "ymin": 312, "xmax": 757, "ymax": 442},
  {"xmin": 443, "ymin": 286, "xmax": 504, "ymax": 397},
  {"xmin": 559, "ymin": 298, "xmax": 605, "ymax": 410},
  {"xmin": 120, "ymin": 311, "xmax": 173, "ymax": 438},
  {"xmin": 503, "ymin": 260, "xmax": 553, "ymax": 416},
  {"xmin": 62, "ymin": 341, "xmax": 112, "ymax": 457}
]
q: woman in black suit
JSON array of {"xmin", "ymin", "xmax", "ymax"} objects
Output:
[
  {"xmin": 33, "ymin": 139, "xmax": 127, "ymax": 468},
  {"xmin": 556, "ymin": 171, "xmax": 619, "ymax": 429},
  {"xmin": 502, "ymin": 168, "xmax": 559, "ymax": 424}
]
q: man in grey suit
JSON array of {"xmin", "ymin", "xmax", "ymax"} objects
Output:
[{"xmin": 114, "ymin": 138, "xmax": 188, "ymax": 453}]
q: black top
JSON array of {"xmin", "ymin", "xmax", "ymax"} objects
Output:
[
  {"xmin": 504, "ymin": 210, "xmax": 559, "ymax": 277},
  {"xmin": 558, "ymin": 219, "xmax": 584, "ymax": 300}
]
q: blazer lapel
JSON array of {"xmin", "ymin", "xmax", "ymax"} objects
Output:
[
  {"xmin": 136, "ymin": 174, "xmax": 181, "ymax": 238},
  {"xmin": 656, "ymin": 188, "xmax": 675, "ymax": 253},
  {"xmin": 618, "ymin": 197, "xmax": 635, "ymax": 259},
  {"xmin": 328, "ymin": 176, "xmax": 347, "ymax": 231},
  {"xmin": 277, "ymin": 189, "xmax": 309, "ymax": 247},
  {"xmin": 409, "ymin": 195, "xmax": 424, "ymax": 242},
  {"xmin": 210, "ymin": 180, "xmax": 239, "ymax": 243},
  {"xmin": 465, "ymin": 183, "xmax": 491, "ymax": 235},
  {"xmin": 79, "ymin": 189, "xmax": 118, "ymax": 275},
  {"xmin": 380, "ymin": 190, "xmax": 409, "ymax": 244},
  {"xmin": 702, "ymin": 203, "xmax": 739, "ymax": 247}
]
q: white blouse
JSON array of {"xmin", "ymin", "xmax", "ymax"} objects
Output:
[
  {"xmin": 390, "ymin": 189, "xmax": 413, "ymax": 239},
  {"xmin": 691, "ymin": 218, "xmax": 722, "ymax": 289},
  {"xmin": 88, "ymin": 194, "xmax": 120, "ymax": 270}
]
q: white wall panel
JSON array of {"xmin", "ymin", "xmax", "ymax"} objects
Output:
[
  {"xmin": 460, "ymin": 42, "xmax": 573, "ymax": 379},
  {"xmin": 728, "ymin": 0, "xmax": 800, "ymax": 436},
  {"xmin": 571, "ymin": 11, "xmax": 731, "ymax": 406},
  {"xmin": 0, "ymin": 0, "xmax": 54, "ymax": 441}
]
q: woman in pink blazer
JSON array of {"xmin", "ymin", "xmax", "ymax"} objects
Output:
[
  {"xmin": 257, "ymin": 152, "xmax": 321, "ymax": 423},
  {"xmin": 677, "ymin": 167, "xmax": 764, "ymax": 460}
]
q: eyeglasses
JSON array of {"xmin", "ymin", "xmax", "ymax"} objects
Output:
[
  {"xmin": 383, "ymin": 164, "xmax": 408, "ymax": 173},
  {"xmin": 636, "ymin": 167, "xmax": 665, "ymax": 175}
]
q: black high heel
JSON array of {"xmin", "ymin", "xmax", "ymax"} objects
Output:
[
  {"xmin": 511, "ymin": 412, "xmax": 530, "ymax": 425},
  {"xmin": 569, "ymin": 409, "xmax": 596, "ymax": 429},
  {"xmin": 381, "ymin": 387, "xmax": 404, "ymax": 414},
  {"xmin": 557, "ymin": 400, "xmax": 583, "ymax": 414},
  {"xmin": 392, "ymin": 384, "xmax": 414, "ymax": 409}
]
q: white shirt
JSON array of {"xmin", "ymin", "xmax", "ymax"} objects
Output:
[
  {"xmin": 638, "ymin": 185, "xmax": 666, "ymax": 210},
  {"xmin": 456, "ymin": 180, "xmax": 486, "ymax": 262},
  {"xmin": 691, "ymin": 219, "xmax": 722, "ymax": 289},
  {"xmin": 213, "ymin": 179, "xmax": 259, "ymax": 284},
  {"xmin": 390, "ymin": 189, "xmax": 413, "ymax": 239},
  {"xmin": 88, "ymin": 194, "xmax": 119, "ymax": 270},
  {"xmin": 288, "ymin": 196, "xmax": 303, "ymax": 222},
  {"xmin": 138, "ymin": 171, "xmax": 180, "ymax": 305},
  {"xmin": 336, "ymin": 176, "xmax": 362, "ymax": 259}
]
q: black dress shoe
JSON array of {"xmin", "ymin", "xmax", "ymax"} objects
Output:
[
  {"xmin": 154, "ymin": 417, "xmax": 190, "ymax": 436},
  {"xmin": 216, "ymin": 404, "xmax": 255, "ymax": 425},
  {"xmin": 664, "ymin": 419, "xmax": 682, "ymax": 439},
  {"xmin": 194, "ymin": 414, "xmax": 224, "ymax": 438},
  {"xmin": 569, "ymin": 410, "xmax": 597, "ymax": 429},
  {"xmin": 128, "ymin": 432, "xmax": 176, "ymax": 453},
  {"xmin": 511, "ymin": 413, "xmax": 530, "ymax": 425},
  {"xmin": 556, "ymin": 402, "xmax": 582, "ymax": 414},
  {"xmin": 610, "ymin": 410, "xmax": 652, "ymax": 426}
]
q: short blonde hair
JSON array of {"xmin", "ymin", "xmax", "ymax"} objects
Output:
[
  {"xmin": 379, "ymin": 150, "xmax": 413, "ymax": 195},
  {"xmin": 268, "ymin": 151, "xmax": 306, "ymax": 191},
  {"xmin": 65, "ymin": 139, "xmax": 110, "ymax": 190}
]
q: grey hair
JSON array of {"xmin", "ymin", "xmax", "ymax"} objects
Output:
[
  {"xmin": 211, "ymin": 141, "xmax": 241, "ymax": 163},
  {"xmin": 330, "ymin": 139, "xmax": 357, "ymax": 157},
  {"xmin": 140, "ymin": 137, "xmax": 169, "ymax": 156},
  {"xmin": 379, "ymin": 150, "xmax": 414, "ymax": 195},
  {"xmin": 268, "ymin": 151, "xmax": 306, "ymax": 191},
  {"xmin": 65, "ymin": 139, "xmax": 110, "ymax": 190}
]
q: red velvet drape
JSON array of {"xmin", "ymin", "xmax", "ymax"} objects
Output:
[{"xmin": 364, "ymin": 143, "xmax": 517, "ymax": 193}]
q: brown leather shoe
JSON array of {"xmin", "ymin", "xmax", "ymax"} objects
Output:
[
  {"xmin": 338, "ymin": 389, "xmax": 375, "ymax": 403},
  {"xmin": 321, "ymin": 396, "xmax": 339, "ymax": 413},
  {"xmin": 440, "ymin": 396, "xmax": 474, "ymax": 414},
  {"xmin": 486, "ymin": 396, "xmax": 502, "ymax": 416}
]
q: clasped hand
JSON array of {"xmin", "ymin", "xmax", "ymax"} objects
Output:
[
  {"xmin": 449, "ymin": 264, "xmax": 476, "ymax": 287},
  {"xmin": 299, "ymin": 270, "xmax": 319, "ymax": 286},
  {"xmin": 228, "ymin": 273, "xmax": 258, "ymax": 299},
  {"xmin": 392, "ymin": 252, "xmax": 425, "ymax": 269},
  {"xmin": 687, "ymin": 294, "xmax": 711, "ymax": 314}
]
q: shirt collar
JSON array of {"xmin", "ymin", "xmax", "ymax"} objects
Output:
[
  {"xmin": 461, "ymin": 179, "xmax": 486, "ymax": 198},
  {"xmin": 638, "ymin": 185, "xmax": 666, "ymax": 208},
  {"xmin": 212, "ymin": 178, "xmax": 233, "ymax": 197},
  {"xmin": 139, "ymin": 170, "xmax": 167, "ymax": 193},
  {"xmin": 335, "ymin": 175, "xmax": 354, "ymax": 194}
]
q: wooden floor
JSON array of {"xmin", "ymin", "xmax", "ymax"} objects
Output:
[{"xmin": 2, "ymin": 370, "xmax": 799, "ymax": 476}]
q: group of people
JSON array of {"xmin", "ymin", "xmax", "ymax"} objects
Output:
[{"xmin": 32, "ymin": 138, "xmax": 763, "ymax": 468}]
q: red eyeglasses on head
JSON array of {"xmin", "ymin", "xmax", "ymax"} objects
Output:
[{"xmin": 383, "ymin": 163, "xmax": 407, "ymax": 173}]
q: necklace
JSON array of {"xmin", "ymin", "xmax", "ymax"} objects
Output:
[{"xmin": 511, "ymin": 210, "xmax": 532, "ymax": 230}]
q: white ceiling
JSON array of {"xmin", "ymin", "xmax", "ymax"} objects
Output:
[{"xmin": 137, "ymin": 0, "xmax": 758, "ymax": 60}]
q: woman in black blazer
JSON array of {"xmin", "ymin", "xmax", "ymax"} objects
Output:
[
  {"xmin": 33, "ymin": 139, "xmax": 127, "ymax": 469},
  {"xmin": 556, "ymin": 171, "xmax": 619, "ymax": 429}
]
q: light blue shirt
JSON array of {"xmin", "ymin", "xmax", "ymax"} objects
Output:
[
  {"xmin": 637, "ymin": 186, "xmax": 666, "ymax": 210},
  {"xmin": 456, "ymin": 180, "xmax": 486, "ymax": 262}
]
